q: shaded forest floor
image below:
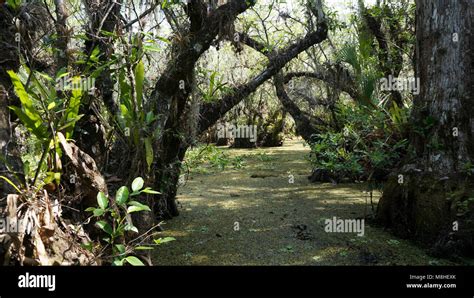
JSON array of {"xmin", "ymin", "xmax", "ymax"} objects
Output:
[{"xmin": 153, "ymin": 139, "xmax": 467, "ymax": 265}]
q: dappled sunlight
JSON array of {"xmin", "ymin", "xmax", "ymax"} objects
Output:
[{"xmin": 155, "ymin": 141, "xmax": 458, "ymax": 266}]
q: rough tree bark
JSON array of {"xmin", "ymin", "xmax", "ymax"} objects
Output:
[
  {"xmin": 76, "ymin": 0, "xmax": 123, "ymax": 167},
  {"xmin": 0, "ymin": 6, "xmax": 23, "ymax": 198},
  {"xmin": 54, "ymin": 0, "xmax": 70, "ymax": 72},
  {"xmin": 274, "ymin": 73, "xmax": 321, "ymax": 142},
  {"xmin": 376, "ymin": 0, "xmax": 474, "ymax": 257}
]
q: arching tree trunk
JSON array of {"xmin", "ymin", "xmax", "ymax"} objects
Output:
[
  {"xmin": 376, "ymin": 0, "xmax": 474, "ymax": 257},
  {"xmin": 152, "ymin": 0, "xmax": 328, "ymax": 220}
]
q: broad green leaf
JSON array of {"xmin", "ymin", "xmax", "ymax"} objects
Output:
[
  {"xmin": 93, "ymin": 209, "xmax": 105, "ymax": 217},
  {"xmin": 127, "ymin": 206, "xmax": 145, "ymax": 213},
  {"xmin": 124, "ymin": 223, "xmax": 139, "ymax": 233},
  {"xmin": 116, "ymin": 186, "xmax": 129, "ymax": 205},
  {"xmin": 8, "ymin": 106, "xmax": 44, "ymax": 138},
  {"xmin": 7, "ymin": 71, "xmax": 33, "ymax": 109},
  {"xmin": 113, "ymin": 259, "xmax": 124, "ymax": 266},
  {"xmin": 115, "ymin": 244, "xmax": 126, "ymax": 254},
  {"xmin": 127, "ymin": 201, "xmax": 151, "ymax": 213},
  {"xmin": 124, "ymin": 256, "xmax": 145, "ymax": 266},
  {"xmin": 131, "ymin": 177, "xmax": 144, "ymax": 192},
  {"xmin": 36, "ymin": 71, "xmax": 54, "ymax": 83},
  {"xmin": 8, "ymin": 71, "xmax": 44, "ymax": 127},
  {"xmin": 145, "ymin": 111, "xmax": 155, "ymax": 124},
  {"xmin": 144, "ymin": 138, "xmax": 153, "ymax": 171},
  {"xmin": 119, "ymin": 70, "xmax": 132, "ymax": 111},
  {"xmin": 96, "ymin": 220, "xmax": 113, "ymax": 235},
  {"xmin": 97, "ymin": 192, "xmax": 108, "ymax": 209}
]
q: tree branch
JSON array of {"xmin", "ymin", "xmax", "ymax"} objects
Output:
[
  {"xmin": 198, "ymin": 11, "xmax": 328, "ymax": 133},
  {"xmin": 124, "ymin": 0, "xmax": 160, "ymax": 29}
]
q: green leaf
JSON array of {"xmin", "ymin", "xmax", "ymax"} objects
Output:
[
  {"xmin": 127, "ymin": 206, "xmax": 144, "ymax": 213},
  {"xmin": 8, "ymin": 106, "xmax": 45, "ymax": 138},
  {"xmin": 7, "ymin": 71, "xmax": 45, "ymax": 136},
  {"xmin": 93, "ymin": 208, "xmax": 105, "ymax": 217},
  {"xmin": 96, "ymin": 220, "xmax": 113, "ymax": 235},
  {"xmin": 64, "ymin": 80, "xmax": 83, "ymax": 138},
  {"xmin": 156, "ymin": 36, "xmax": 171, "ymax": 44},
  {"xmin": 7, "ymin": 71, "xmax": 33, "ymax": 109},
  {"xmin": 124, "ymin": 223, "xmax": 139, "ymax": 233},
  {"xmin": 135, "ymin": 246, "xmax": 154, "ymax": 250},
  {"xmin": 143, "ymin": 45, "xmax": 162, "ymax": 53},
  {"xmin": 127, "ymin": 206, "xmax": 151, "ymax": 214},
  {"xmin": 131, "ymin": 177, "xmax": 144, "ymax": 192},
  {"xmin": 81, "ymin": 242, "xmax": 93, "ymax": 252},
  {"xmin": 119, "ymin": 70, "xmax": 132, "ymax": 112},
  {"xmin": 47, "ymin": 102, "xmax": 56, "ymax": 110},
  {"xmin": 0, "ymin": 175, "xmax": 21, "ymax": 194},
  {"xmin": 144, "ymin": 138, "xmax": 153, "ymax": 171},
  {"xmin": 141, "ymin": 187, "xmax": 161, "ymax": 194},
  {"xmin": 153, "ymin": 237, "xmax": 176, "ymax": 245},
  {"xmin": 127, "ymin": 201, "xmax": 151, "ymax": 213},
  {"xmin": 116, "ymin": 186, "xmax": 129, "ymax": 205},
  {"xmin": 134, "ymin": 60, "xmax": 145, "ymax": 109},
  {"xmin": 145, "ymin": 111, "xmax": 155, "ymax": 124},
  {"xmin": 97, "ymin": 192, "xmax": 108, "ymax": 209},
  {"xmin": 124, "ymin": 256, "xmax": 145, "ymax": 266},
  {"xmin": 85, "ymin": 207, "xmax": 96, "ymax": 212},
  {"xmin": 90, "ymin": 46, "xmax": 100, "ymax": 63},
  {"xmin": 115, "ymin": 244, "xmax": 126, "ymax": 254},
  {"xmin": 112, "ymin": 259, "xmax": 124, "ymax": 266}
]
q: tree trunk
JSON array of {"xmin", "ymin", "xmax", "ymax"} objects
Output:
[
  {"xmin": 75, "ymin": 0, "xmax": 122, "ymax": 169},
  {"xmin": 376, "ymin": 0, "xmax": 474, "ymax": 257},
  {"xmin": 148, "ymin": 0, "xmax": 327, "ymax": 221},
  {"xmin": 274, "ymin": 73, "xmax": 319, "ymax": 142},
  {"xmin": 54, "ymin": 0, "xmax": 70, "ymax": 72},
  {"xmin": 0, "ymin": 7, "xmax": 23, "ymax": 198}
]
